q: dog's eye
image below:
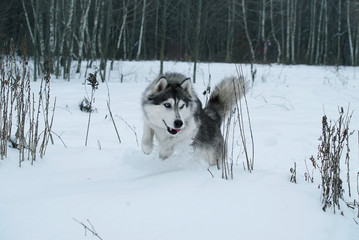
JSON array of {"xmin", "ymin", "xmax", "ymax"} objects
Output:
[
  {"xmin": 163, "ymin": 103, "xmax": 171, "ymax": 108},
  {"xmin": 179, "ymin": 104, "xmax": 185, "ymax": 109}
]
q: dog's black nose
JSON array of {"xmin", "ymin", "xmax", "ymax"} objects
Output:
[{"xmin": 174, "ymin": 119, "xmax": 183, "ymax": 128}]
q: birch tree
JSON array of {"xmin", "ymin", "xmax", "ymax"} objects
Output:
[
  {"xmin": 306, "ymin": 0, "xmax": 317, "ymax": 64},
  {"xmin": 337, "ymin": 0, "xmax": 342, "ymax": 64},
  {"xmin": 290, "ymin": 0, "xmax": 297, "ymax": 64},
  {"xmin": 21, "ymin": 0, "xmax": 36, "ymax": 80},
  {"xmin": 154, "ymin": 0, "xmax": 160, "ymax": 59},
  {"xmin": 63, "ymin": 0, "xmax": 75, "ymax": 80},
  {"xmin": 100, "ymin": 0, "xmax": 112, "ymax": 82},
  {"xmin": 225, "ymin": 0, "xmax": 235, "ymax": 62},
  {"xmin": 323, "ymin": 0, "xmax": 328, "ymax": 64},
  {"xmin": 90, "ymin": 0, "xmax": 102, "ymax": 66},
  {"xmin": 346, "ymin": 0, "xmax": 354, "ymax": 65},
  {"xmin": 6, "ymin": 0, "xmax": 359, "ymax": 69},
  {"xmin": 48, "ymin": 0, "xmax": 56, "ymax": 73},
  {"xmin": 136, "ymin": 0, "xmax": 147, "ymax": 60},
  {"xmin": 76, "ymin": 0, "xmax": 92, "ymax": 73},
  {"xmin": 159, "ymin": 0, "xmax": 168, "ymax": 75},
  {"xmin": 241, "ymin": 0, "xmax": 255, "ymax": 62},
  {"xmin": 260, "ymin": 0, "xmax": 267, "ymax": 62},
  {"xmin": 270, "ymin": 0, "xmax": 281, "ymax": 63},
  {"xmin": 314, "ymin": 0, "xmax": 324, "ymax": 65},
  {"xmin": 111, "ymin": 0, "xmax": 127, "ymax": 69},
  {"xmin": 286, "ymin": 0, "xmax": 291, "ymax": 62},
  {"xmin": 192, "ymin": 0, "xmax": 202, "ymax": 83}
]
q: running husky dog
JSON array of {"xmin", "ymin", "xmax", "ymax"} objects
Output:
[{"xmin": 141, "ymin": 72, "xmax": 247, "ymax": 164}]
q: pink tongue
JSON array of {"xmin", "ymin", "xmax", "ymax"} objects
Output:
[{"xmin": 175, "ymin": 129, "xmax": 181, "ymax": 132}]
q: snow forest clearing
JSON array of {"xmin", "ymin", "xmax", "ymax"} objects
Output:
[{"xmin": 0, "ymin": 60, "xmax": 359, "ymax": 240}]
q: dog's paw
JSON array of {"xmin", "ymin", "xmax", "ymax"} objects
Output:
[{"xmin": 141, "ymin": 142, "xmax": 153, "ymax": 154}]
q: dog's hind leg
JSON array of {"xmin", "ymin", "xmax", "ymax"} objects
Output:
[{"xmin": 141, "ymin": 122, "xmax": 154, "ymax": 154}]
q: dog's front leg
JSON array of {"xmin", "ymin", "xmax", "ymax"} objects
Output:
[
  {"xmin": 159, "ymin": 144, "xmax": 174, "ymax": 160},
  {"xmin": 141, "ymin": 122, "xmax": 154, "ymax": 154}
]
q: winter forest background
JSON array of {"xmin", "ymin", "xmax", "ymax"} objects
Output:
[
  {"xmin": 1, "ymin": 0, "xmax": 359, "ymax": 81},
  {"xmin": 1, "ymin": 1, "xmax": 359, "ymax": 238}
]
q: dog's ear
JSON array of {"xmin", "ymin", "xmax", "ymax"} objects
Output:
[
  {"xmin": 180, "ymin": 78, "xmax": 191, "ymax": 94},
  {"xmin": 153, "ymin": 77, "xmax": 168, "ymax": 93}
]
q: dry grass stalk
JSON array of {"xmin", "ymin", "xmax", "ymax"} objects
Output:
[
  {"xmin": 316, "ymin": 107, "xmax": 354, "ymax": 213},
  {"xmin": 107, "ymin": 101, "xmax": 122, "ymax": 143},
  {"xmin": 84, "ymin": 71, "xmax": 99, "ymax": 146},
  {"xmin": 290, "ymin": 162, "xmax": 297, "ymax": 183},
  {"xmin": 0, "ymin": 38, "xmax": 56, "ymax": 166},
  {"xmin": 104, "ymin": 79, "xmax": 121, "ymax": 144},
  {"xmin": 219, "ymin": 65, "xmax": 254, "ymax": 179},
  {"xmin": 73, "ymin": 218, "xmax": 103, "ymax": 240},
  {"xmin": 221, "ymin": 109, "xmax": 232, "ymax": 179},
  {"xmin": 234, "ymin": 64, "xmax": 255, "ymax": 172}
]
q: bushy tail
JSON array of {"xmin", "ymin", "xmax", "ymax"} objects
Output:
[{"xmin": 204, "ymin": 76, "xmax": 248, "ymax": 123}]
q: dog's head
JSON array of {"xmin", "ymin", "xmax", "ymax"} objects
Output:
[{"xmin": 143, "ymin": 76, "xmax": 196, "ymax": 137}]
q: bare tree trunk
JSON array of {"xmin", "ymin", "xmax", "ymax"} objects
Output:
[
  {"xmin": 117, "ymin": 1, "xmax": 127, "ymax": 51},
  {"xmin": 160, "ymin": 0, "xmax": 168, "ymax": 75},
  {"xmin": 225, "ymin": 0, "xmax": 235, "ymax": 62},
  {"xmin": 97, "ymin": 1, "xmax": 105, "ymax": 58},
  {"xmin": 286, "ymin": 0, "xmax": 291, "ymax": 62},
  {"xmin": 306, "ymin": 0, "xmax": 317, "ymax": 63},
  {"xmin": 290, "ymin": 0, "xmax": 297, "ymax": 64},
  {"xmin": 154, "ymin": 0, "xmax": 159, "ymax": 59},
  {"xmin": 100, "ymin": 0, "xmax": 112, "ymax": 82},
  {"xmin": 270, "ymin": 0, "xmax": 281, "ymax": 63},
  {"xmin": 242, "ymin": 0, "xmax": 255, "ymax": 62},
  {"xmin": 355, "ymin": 22, "xmax": 359, "ymax": 65},
  {"xmin": 77, "ymin": 0, "xmax": 92, "ymax": 73},
  {"xmin": 136, "ymin": 0, "xmax": 147, "ymax": 60},
  {"xmin": 21, "ymin": 0, "xmax": 36, "ymax": 80},
  {"xmin": 315, "ymin": 0, "xmax": 324, "ymax": 65},
  {"xmin": 56, "ymin": 1, "xmax": 66, "ymax": 79},
  {"xmin": 63, "ymin": 0, "xmax": 75, "ymax": 80},
  {"xmin": 280, "ymin": 1, "xmax": 285, "ymax": 57},
  {"xmin": 111, "ymin": 0, "xmax": 127, "ymax": 68},
  {"xmin": 32, "ymin": 0, "xmax": 45, "ymax": 59},
  {"xmin": 193, "ymin": 0, "xmax": 202, "ymax": 83},
  {"xmin": 48, "ymin": 0, "xmax": 56, "ymax": 73},
  {"xmin": 184, "ymin": 3, "xmax": 191, "ymax": 58},
  {"xmin": 261, "ymin": 0, "xmax": 267, "ymax": 62},
  {"xmin": 346, "ymin": 0, "xmax": 354, "ymax": 65},
  {"xmin": 337, "ymin": 0, "xmax": 342, "ymax": 64},
  {"xmin": 28, "ymin": 0, "xmax": 45, "ymax": 63},
  {"xmin": 296, "ymin": 0, "xmax": 302, "ymax": 60},
  {"xmin": 123, "ymin": 20, "xmax": 127, "ymax": 59},
  {"xmin": 33, "ymin": 0, "xmax": 40, "ymax": 80},
  {"xmin": 90, "ymin": 0, "xmax": 101, "ymax": 66},
  {"xmin": 21, "ymin": 0, "xmax": 35, "ymax": 45},
  {"xmin": 129, "ymin": 0, "xmax": 138, "ymax": 59},
  {"xmin": 323, "ymin": 0, "xmax": 328, "ymax": 64}
]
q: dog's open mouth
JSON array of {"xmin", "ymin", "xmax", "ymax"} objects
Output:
[{"xmin": 162, "ymin": 120, "xmax": 182, "ymax": 135}]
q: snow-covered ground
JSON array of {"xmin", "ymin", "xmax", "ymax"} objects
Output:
[{"xmin": 1, "ymin": 61, "xmax": 358, "ymax": 240}]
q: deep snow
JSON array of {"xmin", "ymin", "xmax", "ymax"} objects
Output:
[{"xmin": 0, "ymin": 61, "xmax": 358, "ymax": 240}]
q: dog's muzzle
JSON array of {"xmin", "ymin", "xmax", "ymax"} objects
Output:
[{"xmin": 162, "ymin": 120, "xmax": 183, "ymax": 135}]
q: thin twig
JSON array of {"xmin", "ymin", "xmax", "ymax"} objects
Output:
[
  {"xmin": 207, "ymin": 168, "xmax": 214, "ymax": 178},
  {"xmin": 238, "ymin": 66, "xmax": 255, "ymax": 170},
  {"xmin": 50, "ymin": 131, "xmax": 67, "ymax": 148},
  {"xmin": 107, "ymin": 101, "xmax": 121, "ymax": 143},
  {"xmin": 73, "ymin": 218, "xmax": 103, "ymax": 240},
  {"xmin": 104, "ymin": 79, "xmax": 122, "ymax": 143},
  {"xmin": 117, "ymin": 115, "xmax": 139, "ymax": 146}
]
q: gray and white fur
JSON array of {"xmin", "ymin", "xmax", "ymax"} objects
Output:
[{"xmin": 141, "ymin": 72, "xmax": 247, "ymax": 164}]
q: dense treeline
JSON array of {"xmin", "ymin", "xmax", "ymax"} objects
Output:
[{"xmin": 1, "ymin": 0, "xmax": 359, "ymax": 79}]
